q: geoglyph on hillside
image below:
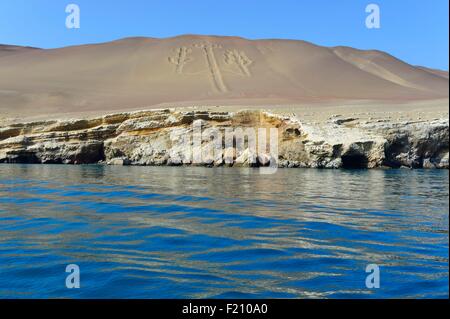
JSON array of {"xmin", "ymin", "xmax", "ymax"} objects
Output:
[{"xmin": 168, "ymin": 43, "xmax": 254, "ymax": 93}]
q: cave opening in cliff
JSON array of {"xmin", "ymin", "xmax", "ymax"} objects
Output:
[{"xmin": 341, "ymin": 154, "xmax": 369, "ymax": 169}]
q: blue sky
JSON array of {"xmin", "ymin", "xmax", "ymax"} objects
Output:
[{"xmin": 0, "ymin": 0, "xmax": 448, "ymax": 70}]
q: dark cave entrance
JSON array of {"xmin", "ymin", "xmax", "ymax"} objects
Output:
[{"xmin": 341, "ymin": 154, "xmax": 369, "ymax": 169}]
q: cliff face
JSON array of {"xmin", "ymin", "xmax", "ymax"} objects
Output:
[{"xmin": 0, "ymin": 109, "xmax": 448, "ymax": 169}]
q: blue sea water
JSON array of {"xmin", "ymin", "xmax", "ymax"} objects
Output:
[{"xmin": 0, "ymin": 165, "xmax": 448, "ymax": 299}]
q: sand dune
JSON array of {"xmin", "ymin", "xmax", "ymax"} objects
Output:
[
  {"xmin": 417, "ymin": 66, "xmax": 449, "ymax": 79},
  {"xmin": 0, "ymin": 35, "xmax": 448, "ymax": 118},
  {"xmin": 0, "ymin": 44, "xmax": 40, "ymax": 58}
]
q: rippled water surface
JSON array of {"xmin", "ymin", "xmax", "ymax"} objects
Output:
[{"xmin": 0, "ymin": 165, "xmax": 448, "ymax": 298}]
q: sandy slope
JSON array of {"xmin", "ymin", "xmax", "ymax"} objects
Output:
[
  {"xmin": 0, "ymin": 44, "xmax": 40, "ymax": 58},
  {"xmin": 0, "ymin": 35, "xmax": 448, "ymax": 120}
]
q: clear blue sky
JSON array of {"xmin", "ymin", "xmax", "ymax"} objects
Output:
[{"xmin": 0, "ymin": 0, "xmax": 448, "ymax": 70}]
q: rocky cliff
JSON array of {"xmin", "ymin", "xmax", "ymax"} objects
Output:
[{"xmin": 0, "ymin": 109, "xmax": 448, "ymax": 169}]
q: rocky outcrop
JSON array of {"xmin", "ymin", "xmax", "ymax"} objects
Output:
[{"xmin": 0, "ymin": 109, "xmax": 448, "ymax": 169}]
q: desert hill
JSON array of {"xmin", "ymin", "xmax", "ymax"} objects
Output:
[{"xmin": 0, "ymin": 35, "xmax": 448, "ymax": 118}]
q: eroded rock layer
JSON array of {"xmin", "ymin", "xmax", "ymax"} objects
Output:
[{"xmin": 0, "ymin": 109, "xmax": 448, "ymax": 169}]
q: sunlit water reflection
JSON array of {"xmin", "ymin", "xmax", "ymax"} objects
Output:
[{"xmin": 0, "ymin": 165, "xmax": 448, "ymax": 298}]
